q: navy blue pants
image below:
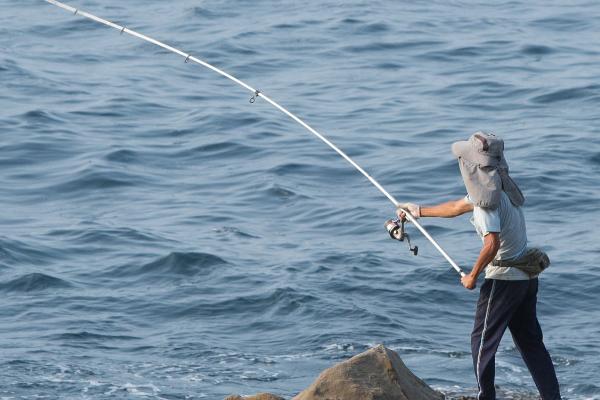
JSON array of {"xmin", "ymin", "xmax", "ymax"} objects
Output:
[{"xmin": 471, "ymin": 278, "xmax": 561, "ymax": 400}]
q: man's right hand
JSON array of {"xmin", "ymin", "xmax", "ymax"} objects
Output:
[{"xmin": 396, "ymin": 203, "xmax": 421, "ymax": 220}]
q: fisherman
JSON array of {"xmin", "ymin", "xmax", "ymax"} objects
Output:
[{"xmin": 397, "ymin": 132, "xmax": 561, "ymax": 400}]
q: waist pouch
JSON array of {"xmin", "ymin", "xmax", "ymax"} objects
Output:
[{"xmin": 492, "ymin": 248, "xmax": 551, "ymax": 277}]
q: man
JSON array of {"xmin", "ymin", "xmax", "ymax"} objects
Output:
[{"xmin": 397, "ymin": 132, "xmax": 561, "ymax": 400}]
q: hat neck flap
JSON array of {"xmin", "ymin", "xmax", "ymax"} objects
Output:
[{"xmin": 459, "ymin": 158, "xmax": 524, "ymax": 208}]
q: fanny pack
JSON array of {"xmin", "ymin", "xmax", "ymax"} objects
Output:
[{"xmin": 491, "ymin": 248, "xmax": 551, "ymax": 277}]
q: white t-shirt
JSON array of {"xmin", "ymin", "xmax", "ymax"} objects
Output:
[{"xmin": 466, "ymin": 192, "xmax": 530, "ymax": 280}]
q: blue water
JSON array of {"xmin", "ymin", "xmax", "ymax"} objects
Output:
[{"xmin": 1, "ymin": 1, "xmax": 599, "ymax": 399}]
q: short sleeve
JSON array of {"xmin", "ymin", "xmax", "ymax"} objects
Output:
[{"xmin": 473, "ymin": 206, "xmax": 501, "ymax": 235}]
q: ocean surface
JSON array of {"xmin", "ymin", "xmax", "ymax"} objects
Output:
[{"xmin": 1, "ymin": 1, "xmax": 599, "ymax": 399}]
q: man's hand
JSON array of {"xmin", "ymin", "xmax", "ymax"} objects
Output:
[
  {"xmin": 461, "ymin": 273, "xmax": 477, "ymax": 290},
  {"xmin": 396, "ymin": 203, "xmax": 421, "ymax": 220}
]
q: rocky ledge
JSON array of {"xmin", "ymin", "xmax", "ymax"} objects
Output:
[{"xmin": 225, "ymin": 344, "xmax": 444, "ymax": 400}]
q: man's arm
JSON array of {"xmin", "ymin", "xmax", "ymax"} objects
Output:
[
  {"xmin": 397, "ymin": 198, "xmax": 473, "ymax": 220},
  {"xmin": 421, "ymin": 198, "xmax": 474, "ymax": 218},
  {"xmin": 461, "ymin": 232, "xmax": 500, "ymax": 290}
]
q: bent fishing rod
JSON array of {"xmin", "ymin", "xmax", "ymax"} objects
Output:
[{"xmin": 44, "ymin": 0, "xmax": 466, "ymax": 278}]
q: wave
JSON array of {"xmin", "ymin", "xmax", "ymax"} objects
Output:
[
  {"xmin": 0, "ymin": 273, "xmax": 72, "ymax": 293},
  {"xmin": 46, "ymin": 168, "xmax": 152, "ymax": 196},
  {"xmin": 343, "ymin": 40, "xmax": 444, "ymax": 54},
  {"xmin": 0, "ymin": 237, "xmax": 58, "ymax": 267},
  {"xmin": 531, "ymin": 16, "xmax": 590, "ymax": 32},
  {"xmin": 241, "ymin": 183, "xmax": 310, "ymax": 207},
  {"xmin": 268, "ymin": 162, "xmax": 356, "ymax": 180},
  {"xmin": 45, "ymin": 226, "xmax": 169, "ymax": 248},
  {"xmin": 520, "ymin": 44, "xmax": 555, "ymax": 56},
  {"xmin": 173, "ymin": 141, "xmax": 263, "ymax": 162},
  {"xmin": 19, "ymin": 109, "xmax": 64, "ymax": 124},
  {"xmin": 120, "ymin": 251, "xmax": 228, "ymax": 278},
  {"xmin": 47, "ymin": 331, "xmax": 140, "ymax": 342},
  {"xmin": 212, "ymin": 226, "xmax": 260, "ymax": 239},
  {"xmin": 419, "ymin": 46, "xmax": 485, "ymax": 62},
  {"xmin": 170, "ymin": 287, "xmax": 319, "ymax": 319},
  {"xmin": 531, "ymin": 84, "xmax": 600, "ymax": 104},
  {"xmin": 104, "ymin": 149, "xmax": 139, "ymax": 164}
]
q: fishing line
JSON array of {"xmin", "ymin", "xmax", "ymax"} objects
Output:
[{"xmin": 44, "ymin": 0, "xmax": 465, "ymax": 277}]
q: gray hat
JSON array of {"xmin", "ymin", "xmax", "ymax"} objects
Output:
[{"xmin": 452, "ymin": 131, "xmax": 524, "ymax": 208}]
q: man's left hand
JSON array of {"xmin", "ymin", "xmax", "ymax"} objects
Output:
[{"xmin": 461, "ymin": 273, "xmax": 477, "ymax": 290}]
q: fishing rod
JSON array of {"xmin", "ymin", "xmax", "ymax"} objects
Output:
[{"xmin": 44, "ymin": 0, "xmax": 466, "ymax": 277}]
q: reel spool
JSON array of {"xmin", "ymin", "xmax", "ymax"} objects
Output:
[{"xmin": 384, "ymin": 218, "xmax": 418, "ymax": 256}]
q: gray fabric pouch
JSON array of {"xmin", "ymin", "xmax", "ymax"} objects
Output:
[{"xmin": 493, "ymin": 248, "xmax": 551, "ymax": 277}]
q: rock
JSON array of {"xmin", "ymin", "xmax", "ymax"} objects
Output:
[
  {"xmin": 225, "ymin": 345, "xmax": 443, "ymax": 400},
  {"xmin": 224, "ymin": 394, "xmax": 285, "ymax": 400},
  {"xmin": 293, "ymin": 344, "xmax": 443, "ymax": 400}
]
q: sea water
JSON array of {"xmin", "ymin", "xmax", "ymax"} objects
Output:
[{"xmin": 1, "ymin": 1, "xmax": 599, "ymax": 398}]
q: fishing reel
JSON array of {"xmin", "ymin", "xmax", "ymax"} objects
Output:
[{"xmin": 384, "ymin": 218, "xmax": 419, "ymax": 256}]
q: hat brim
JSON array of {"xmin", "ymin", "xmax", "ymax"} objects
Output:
[{"xmin": 451, "ymin": 140, "xmax": 470, "ymax": 159}]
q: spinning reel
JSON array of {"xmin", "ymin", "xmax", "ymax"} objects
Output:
[{"xmin": 384, "ymin": 218, "xmax": 419, "ymax": 256}]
